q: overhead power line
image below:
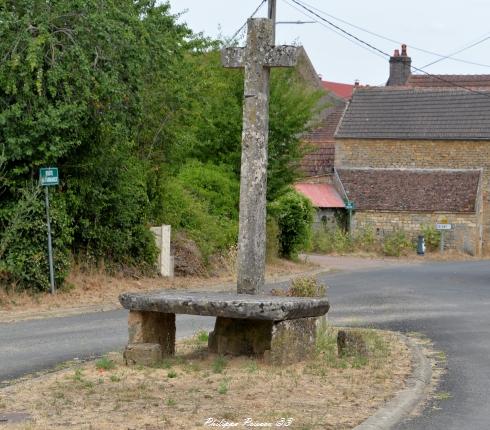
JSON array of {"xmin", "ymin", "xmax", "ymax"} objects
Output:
[
  {"xmin": 281, "ymin": 0, "xmax": 388, "ymax": 61},
  {"xmin": 228, "ymin": 0, "xmax": 267, "ymax": 45},
  {"xmin": 422, "ymin": 36, "xmax": 490, "ymax": 68},
  {"xmin": 287, "ymin": 0, "xmax": 490, "ymax": 98},
  {"xmin": 293, "ymin": 0, "xmax": 490, "ymax": 69}
]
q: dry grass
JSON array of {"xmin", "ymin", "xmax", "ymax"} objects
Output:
[
  {"xmin": 0, "ymin": 258, "xmax": 316, "ymax": 321},
  {"xmin": 0, "ymin": 326, "xmax": 412, "ymax": 430}
]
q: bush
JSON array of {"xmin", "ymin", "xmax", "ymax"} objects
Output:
[
  {"xmin": 382, "ymin": 229, "xmax": 413, "ymax": 257},
  {"xmin": 421, "ymin": 224, "xmax": 441, "ymax": 252},
  {"xmin": 311, "ymin": 226, "xmax": 377, "ymax": 254},
  {"xmin": 266, "ymin": 217, "xmax": 280, "ymax": 262},
  {"xmin": 269, "ymin": 189, "xmax": 314, "ymax": 259},
  {"xmin": 65, "ymin": 148, "xmax": 157, "ymax": 269},
  {"xmin": 0, "ymin": 187, "xmax": 73, "ymax": 291},
  {"xmin": 289, "ymin": 277, "xmax": 327, "ymax": 297},
  {"xmin": 157, "ymin": 161, "xmax": 239, "ymax": 262}
]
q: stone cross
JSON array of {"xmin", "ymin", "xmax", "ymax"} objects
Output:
[{"xmin": 222, "ymin": 18, "xmax": 300, "ymax": 294}]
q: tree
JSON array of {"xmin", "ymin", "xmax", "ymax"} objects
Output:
[
  {"xmin": 170, "ymin": 51, "xmax": 323, "ymax": 201},
  {"xmin": 0, "ymin": 0, "xmax": 192, "ymax": 286}
]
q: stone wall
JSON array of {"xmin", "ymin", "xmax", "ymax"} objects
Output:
[
  {"xmin": 336, "ymin": 139, "xmax": 488, "ymax": 253},
  {"xmin": 353, "ymin": 211, "xmax": 479, "ymax": 255}
]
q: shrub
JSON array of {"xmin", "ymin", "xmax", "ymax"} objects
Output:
[
  {"xmin": 0, "ymin": 187, "xmax": 73, "ymax": 291},
  {"xmin": 310, "ymin": 227, "xmax": 352, "ymax": 254},
  {"xmin": 269, "ymin": 189, "xmax": 314, "ymax": 259},
  {"xmin": 382, "ymin": 229, "xmax": 413, "ymax": 257},
  {"xmin": 421, "ymin": 224, "xmax": 441, "ymax": 251},
  {"xmin": 266, "ymin": 217, "xmax": 280, "ymax": 262},
  {"xmin": 156, "ymin": 161, "xmax": 239, "ymax": 263},
  {"xmin": 289, "ymin": 277, "xmax": 327, "ymax": 297},
  {"xmin": 271, "ymin": 276, "xmax": 327, "ymax": 297}
]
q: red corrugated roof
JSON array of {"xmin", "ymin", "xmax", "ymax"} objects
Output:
[
  {"xmin": 322, "ymin": 80, "xmax": 356, "ymax": 99},
  {"xmin": 294, "ymin": 183, "xmax": 345, "ymax": 208}
]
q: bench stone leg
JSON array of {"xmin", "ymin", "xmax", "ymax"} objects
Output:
[
  {"xmin": 124, "ymin": 311, "xmax": 175, "ymax": 366},
  {"xmin": 208, "ymin": 317, "xmax": 273, "ymax": 355},
  {"xmin": 266, "ymin": 317, "xmax": 318, "ymax": 365},
  {"xmin": 208, "ymin": 316, "xmax": 319, "ymax": 364}
]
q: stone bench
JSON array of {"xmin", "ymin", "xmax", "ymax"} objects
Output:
[{"xmin": 119, "ymin": 291, "xmax": 330, "ymax": 365}]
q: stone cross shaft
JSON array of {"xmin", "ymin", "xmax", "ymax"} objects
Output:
[{"xmin": 222, "ymin": 18, "xmax": 300, "ymax": 294}]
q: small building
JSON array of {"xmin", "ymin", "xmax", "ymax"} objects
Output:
[{"xmin": 294, "ymin": 182, "xmax": 345, "ymax": 229}]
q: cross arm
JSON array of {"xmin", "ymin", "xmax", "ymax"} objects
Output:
[
  {"xmin": 222, "ymin": 47, "xmax": 245, "ymax": 68},
  {"xmin": 264, "ymin": 45, "xmax": 302, "ymax": 68}
]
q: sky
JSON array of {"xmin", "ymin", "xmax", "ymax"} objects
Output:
[{"xmin": 168, "ymin": 0, "xmax": 490, "ymax": 86}]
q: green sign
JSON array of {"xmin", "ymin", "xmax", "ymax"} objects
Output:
[
  {"xmin": 345, "ymin": 201, "xmax": 355, "ymax": 210},
  {"xmin": 40, "ymin": 167, "xmax": 59, "ymax": 186}
]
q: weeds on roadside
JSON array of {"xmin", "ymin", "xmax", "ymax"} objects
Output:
[
  {"xmin": 212, "ymin": 356, "xmax": 227, "ymax": 374},
  {"xmin": 95, "ymin": 357, "xmax": 116, "ymax": 371},
  {"xmin": 218, "ymin": 379, "xmax": 229, "ymax": 395},
  {"xmin": 196, "ymin": 330, "xmax": 209, "ymax": 343},
  {"xmin": 307, "ymin": 320, "xmax": 390, "ymax": 375},
  {"xmin": 166, "ymin": 397, "xmax": 177, "ymax": 406}
]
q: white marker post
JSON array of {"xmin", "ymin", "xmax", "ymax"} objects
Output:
[
  {"xmin": 436, "ymin": 223, "xmax": 452, "ymax": 255},
  {"xmin": 40, "ymin": 167, "xmax": 59, "ymax": 293}
]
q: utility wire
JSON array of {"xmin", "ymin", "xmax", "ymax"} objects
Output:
[
  {"xmin": 227, "ymin": 0, "xmax": 266, "ymax": 45},
  {"xmin": 281, "ymin": 0, "xmax": 388, "ymax": 61},
  {"xmin": 294, "ymin": 0, "xmax": 490, "ymax": 69},
  {"xmin": 288, "ymin": 0, "xmax": 490, "ymax": 98},
  {"xmin": 422, "ymin": 36, "xmax": 490, "ymax": 68}
]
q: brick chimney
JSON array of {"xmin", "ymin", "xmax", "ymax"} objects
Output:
[{"xmin": 386, "ymin": 44, "xmax": 411, "ymax": 86}]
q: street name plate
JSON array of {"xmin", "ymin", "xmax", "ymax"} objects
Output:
[
  {"xmin": 436, "ymin": 223, "xmax": 452, "ymax": 230},
  {"xmin": 39, "ymin": 167, "xmax": 59, "ymax": 186}
]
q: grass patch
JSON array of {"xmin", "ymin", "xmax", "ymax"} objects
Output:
[
  {"xmin": 212, "ymin": 355, "xmax": 227, "ymax": 374},
  {"xmin": 167, "ymin": 370, "xmax": 177, "ymax": 378},
  {"xmin": 166, "ymin": 397, "xmax": 176, "ymax": 407},
  {"xmin": 245, "ymin": 360, "xmax": 258, "ymax": 373},
  {"xmin": 434, "ymin": 391, "xmax": 451, "ymax": 401},
  {"xmin": 196, "ymin": 330, "xmax": 209, "ymax": 343},
  {"xmin": 95, "ymin": 357, "xmax": 116, "ymax": 371},
  {"xmin": 218, "ymin": 379, "xmax": 229, "ymax": 395},
  {"xmin": 308, "ymin": 321, "xmax": 390, "ymax": 374}
]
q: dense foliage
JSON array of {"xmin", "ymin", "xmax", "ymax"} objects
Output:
[
  {"xmin": 0, "ymin": 0, "xmax": 323, "ymax": 289},
  {"xmin": 269, "ymin": 189, "xmax": 314, "ymax": 259}
]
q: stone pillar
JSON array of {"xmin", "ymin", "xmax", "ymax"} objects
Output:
[
  {"xmin": 150, "ymin": 225, "xmax": 174, "ymax": 277},
  {"xmin": 124, "ymin": 310, "xmax": 176, "ymax": 365},
  {"xmin": 222, "ymin": 19, "xmax": 300, "ymax": 294}
]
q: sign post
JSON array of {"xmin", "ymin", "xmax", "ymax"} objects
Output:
[
  {"xmin": 40, "ymin": 167, "xmax": 59, "ymax": 294},
  {"xmin": 345, "ymin": 201, "xmax": 355, "ymax": 235},
  {"xmin": 435, "ymin": 223, "xmax": 452, "ymax": 255}
]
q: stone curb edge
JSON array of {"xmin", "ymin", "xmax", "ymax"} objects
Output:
[
  {"xmin": 0, "ymin": 268, "xmax": 331, "ymax": 324},
  {"xmin": 353, "ymin": 334, "xmax": 432, "ymax": 430}
]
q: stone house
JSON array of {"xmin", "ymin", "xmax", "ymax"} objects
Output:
[{"xmin": 334, "ymin": 46, "xmax": 490, "ymax": 255}]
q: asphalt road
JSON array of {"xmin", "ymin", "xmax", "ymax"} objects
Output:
[{"xmin": 1, "ymin": 260, "xmax": 489, "ymax": 429}]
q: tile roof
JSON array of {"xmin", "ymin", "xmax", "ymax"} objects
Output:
[
  {"xmin": 407, "ymin": 74, "xmax": 490, "ymax": 89},
  {"xmin": 294, "ymin": 183, "xmax": 345, "ymax": 208},
  {"xmin": 336, "ymin": 87, "xmax": 490, "ymax": 140},
  {"xmin": 322, "ymin": 80, "xmax": 356, "ymax": 99},
  {"xmin": 300, "ymin": 104, "xmax": 345, "ymax": 176},
  {"xmin": 337, "ymin": 168, "xmax": 480, "ymax": 213},
  {"xmin": 300, "ymin": 142, "xmax": 335, "ymax": 177}
]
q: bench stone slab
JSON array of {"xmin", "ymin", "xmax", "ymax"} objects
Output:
[{"xmin": 119, "ymin": 291, "xmax": 329, "ymax": 321}]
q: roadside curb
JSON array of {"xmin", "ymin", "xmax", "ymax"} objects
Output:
[
  {"xmin": 354, "ymin": 334, "xmax": 432, "ymax": 430},
  {"xmin": 0, "ymin": 268, "xmax": 331, "ymax": 324}
]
